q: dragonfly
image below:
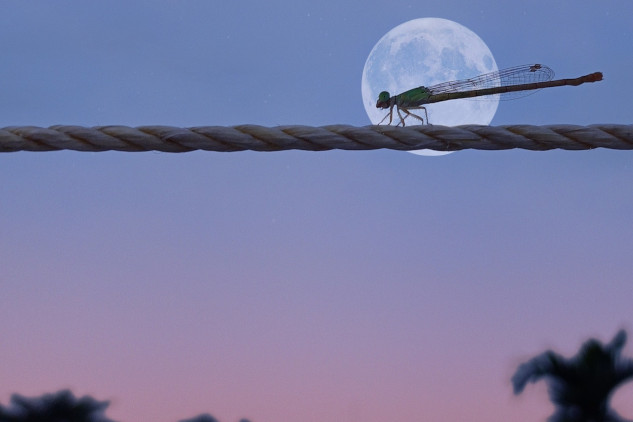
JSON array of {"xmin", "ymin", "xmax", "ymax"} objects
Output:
[{"xmin": 376, "ymin": 64, "xmax": 603, "ymax": 126}]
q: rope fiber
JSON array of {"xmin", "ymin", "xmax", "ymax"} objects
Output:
[{"xmin": 1, "ymin": 124, "xmax": 632, "ymax": 152}]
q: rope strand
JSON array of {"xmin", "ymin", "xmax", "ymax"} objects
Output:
[{"xmin": 0, "ymin": 124, "xmax": 631, "ymax": 152}]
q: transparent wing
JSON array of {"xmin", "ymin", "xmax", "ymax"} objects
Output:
[{"xmin": 427, "ymin": 64, "xmax": 555, "ymax": 100}]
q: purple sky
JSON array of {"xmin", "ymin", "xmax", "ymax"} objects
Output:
[{"xmin": 1, "ymin": 1, "xmax": 632, "ymax": 422}]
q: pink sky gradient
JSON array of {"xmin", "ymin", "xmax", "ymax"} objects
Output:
[{"xmin": 1, "ymin": 1, "xmax": 633, "ymax": 421}]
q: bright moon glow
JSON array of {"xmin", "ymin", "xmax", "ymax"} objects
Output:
[{"xmin": 361, "ymin": 18, "xmax": 499, "ymax": 156}]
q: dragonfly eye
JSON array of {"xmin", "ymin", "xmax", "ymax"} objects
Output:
[{"xmin": 376, "ymin": 91, "xmax": 391, "ymax": 109}]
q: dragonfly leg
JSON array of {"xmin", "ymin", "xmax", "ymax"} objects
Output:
[
  {"xmin": 399, "ymin": 107, "xmax": 427, "ymax": 126},
  {"xmin": 378, "ymin": 105, "xmax": 394, "ymax": 125},
  {"xmin": 378, "ymin": 111, "xmax": 391, "ymax": 125},
  {"xmin": 396, "ymin": 107, "xmax": 407, "ymax": 127},
  {"xmin": 418, "ymin": 106, "xmax": 429, "ymax": 125}
]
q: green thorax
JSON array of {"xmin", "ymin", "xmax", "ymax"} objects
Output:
[{"xmin": 395, "ymin": 86, "xmax": 432, "ymax": 106}]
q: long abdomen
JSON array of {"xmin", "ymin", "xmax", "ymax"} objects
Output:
[{"xmin": 423, "ymin": 72, "xmax": 603, "ymax": 104}]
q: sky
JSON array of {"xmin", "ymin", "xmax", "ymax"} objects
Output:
[{"xmin": 1, "ymin": 1, "xmax": 632, "ymax": 422}]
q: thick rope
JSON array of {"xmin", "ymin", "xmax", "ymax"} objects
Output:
[{"xmin": 0, "ymin": 124, "xmax": 631, "ymax": 152}]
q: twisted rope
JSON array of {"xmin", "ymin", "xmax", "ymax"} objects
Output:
[{"xmin": 1, "ymin": 124, "xmax": 631, "ymax": 152}]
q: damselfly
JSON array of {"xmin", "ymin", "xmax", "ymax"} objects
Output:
[{"xmin": 376, "ymin": 64, "xmax": 603, "ymax": 126}]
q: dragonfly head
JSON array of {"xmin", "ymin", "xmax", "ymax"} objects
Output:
[{"xmin": 376, "ymin": 91, "xmax": 391, "ymax": 109}]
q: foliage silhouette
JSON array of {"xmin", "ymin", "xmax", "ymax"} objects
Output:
[
  {"xmin": 513, "ymin": 330, "xmax": 633, "ymax": 422},
  {"xmin": 178, "ymin": 415, "xmax": 219, "ymax": 422},
  {"xmin": 0, "ymin": 391, "xmax": 251, "ymax": 422},
  {"xmin": 178, "ymin": 414, "xmax": 252, "ymax": 422},
  {"xmin": 0, "ymin": 389, "xmax": 116, "ymax": 422}
]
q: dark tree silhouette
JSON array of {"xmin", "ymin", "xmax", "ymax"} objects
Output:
[
  {"xmin": 0, "ymin": 389, "xmax": 116, "ymax": 422},
  {"xmin": 178, "ymin": 415, "xmax": 219, "ymax": 422},
  {"xmin": 0, "ymin": 390, "xmax": 251, "ymax": 422},
  {"xmin": 513, "ymin": 330, "xmax": 633, "ymax": 422},
  {"xmin": 178, "ymin": 414, "xmax": 252, "ymax": 422}
]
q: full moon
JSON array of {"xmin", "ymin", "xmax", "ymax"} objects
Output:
[{"xmin": 361, "ymin": 18, "xmax": 499, "ymax": 156}]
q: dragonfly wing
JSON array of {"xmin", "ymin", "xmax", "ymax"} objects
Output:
[{"xmin": 427, "ymin": 64, "xmax": 555, "ymax": 100}]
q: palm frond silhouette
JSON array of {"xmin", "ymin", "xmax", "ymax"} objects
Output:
[
  {"xmin": 513, "ymin": 330, "xmax": 633, "ymax": 422},
  {"xmin": 0, "ymin": 389, "xmax": 115, "ymax": 422}
]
